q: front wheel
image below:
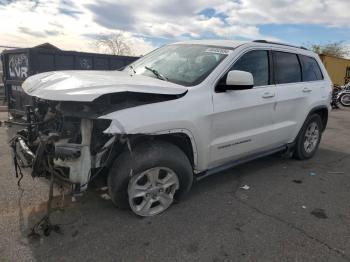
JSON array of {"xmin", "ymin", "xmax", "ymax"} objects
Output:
[
  {"xmin": 294, "ymin": 114, "xmax": 323, "ymax": 160},
  {"xmin": 108, "ymin": 140, "xmax": 193, "ymax": 217},
  {"xmin": 339, "ymin": 93, "xmax": 350, "ymax": 107}
]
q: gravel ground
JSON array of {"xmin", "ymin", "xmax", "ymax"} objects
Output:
[{"xmin": 0, "ymin": 108, "xmax": 349, "ymax": 262}]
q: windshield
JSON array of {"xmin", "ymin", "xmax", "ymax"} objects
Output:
[{"xmin": 124, "ymin": 44, "xmax": 233, "ymax": 86}]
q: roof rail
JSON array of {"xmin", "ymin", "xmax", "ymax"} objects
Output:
[{"xmin": 253, "ymin": 40, "xmax": 308, "ymax": 50}]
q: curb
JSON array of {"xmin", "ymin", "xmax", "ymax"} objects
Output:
[{"xmin": 0, "ymin": 106, "xmax": 8, "ymax": 112}]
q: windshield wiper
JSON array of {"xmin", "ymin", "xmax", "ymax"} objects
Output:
[{"xmin": 144, "ymin": 66, "xmax": 168, "ymax": 81}]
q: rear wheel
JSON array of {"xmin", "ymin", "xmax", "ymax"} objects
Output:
[
  {"xmin": 108, "ymin": 140, "xmax": 193, "ymax": 217},
  {"xmin": 294, "ymin": 114, "xmax": 323, "ymax": 160}
]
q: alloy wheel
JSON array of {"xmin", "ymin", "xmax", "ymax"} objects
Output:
[
  {"xmin": 303, "ymin": 122, "xmax": 320, "ymax": 154},
  {"xmin": 128, "ymin": 167, "xmax": 179, "ymax": 216}
]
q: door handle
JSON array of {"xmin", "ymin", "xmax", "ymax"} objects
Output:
[
  {"xmin": 262, "ymin": 92, "xmax": 275, "ymax": 98},
  {"xmin": 303, "ymin": 88, "xmax": 312, "ymax": 93}
]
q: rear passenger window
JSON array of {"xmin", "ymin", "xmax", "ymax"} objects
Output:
[
  {"xmin": 273, "ymin": 52, "xmax": 301, "ymax": 84},
  {"xmin": 231, "ymin": 50, "xmax": 269, "ymax": 86},
  {"xmin": 300, "ymin": 55, "xmax": 323, "ymax": 81}
]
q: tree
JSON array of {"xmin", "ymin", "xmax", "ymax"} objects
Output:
[
  {"xmin": 95, "ymin": 34, "xmax": 133, "ymax": 56},
  {"xmin": 308, "ymin": 41, "xmax": 349, "ymax": 58}
]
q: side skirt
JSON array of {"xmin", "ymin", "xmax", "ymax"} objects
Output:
[{"xmin": 195, "ymin": 145, "xmax": 289, "ymax": 181}]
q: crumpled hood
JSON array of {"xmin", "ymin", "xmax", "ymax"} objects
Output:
[{"xmin": 22, "ymin": 70, "xmax": 188, "ymax": 102}]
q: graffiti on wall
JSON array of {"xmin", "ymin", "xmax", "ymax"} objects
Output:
[
  {"xmin": 78, "ymin": 58, "xmax": 92, "ymax": 69},
  {"xmin": 9, "ymin": 54, "xmax": 28, "ymax": 79}
]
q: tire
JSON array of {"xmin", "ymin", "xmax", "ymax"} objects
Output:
[
  {"xmin": 293, "ymin": 114, "xmax": 323, "ymax": 160},
  {"xmin": 107, "ymin": 140, "xmax": 193, "ymax": 216},
  {"xmin": 339, "ymin": 93, "xmax": 350, "ymax": 107}
]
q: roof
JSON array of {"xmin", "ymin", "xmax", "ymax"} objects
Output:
[
  {"xmin": 174, "ymin": 40, "xmax": 247, "ymax": 48},
  {"xmin": 173, "ymin": 39, "xmax": 312, "ymax": 53}
]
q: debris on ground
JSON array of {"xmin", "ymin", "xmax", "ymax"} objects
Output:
[
  {"xmin": 292, "ymin": 180, "xmax": 302, "ymax": 184},
  {"xmin": 101, "ymin": 193, "xmax": 111, "ymax": 200},
  {"xmin": 239, "ymin": 194, "xmax": 248, "ymax": 200},
  {"xmin": 71, "ymin": 230, "xmax": 79, "ymax": 238},
  {"xmin": 302, "ymin": 205, "xmax": 307, "ymax": 209},
  {"xmin": 28, "ymin": 173, "xmax": 62, "ymax": 238},
  {"xmin": 99, "ymin": 186, "xmax": 108, "ymax": 191},
  {"xmin": 311, "ymin": 208, "xmax": 328, "ymax": 219},
  {"xmin": 240, "ymin": 185, "xmax": 250, "ymax": 190},
  {"xmin": 309, "ymin": 172, "xmax": 316, "ymax": 176}
]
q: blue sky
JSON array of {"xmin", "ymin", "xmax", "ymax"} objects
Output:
[
  {"xmin": 0, "ymin": 0, "xmax": 349, "ymax": 55},
  {"xmin": 261, "ymin": 24, "xmax": 350, "ymax": 47}
]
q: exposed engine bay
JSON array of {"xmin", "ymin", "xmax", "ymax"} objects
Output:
[{"xmin": 9, "ymin": 91, "xmax": 180, "ymax": 192}]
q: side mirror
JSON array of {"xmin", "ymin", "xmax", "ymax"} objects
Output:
[{"xmin": 217, "ymin": 70, "xmax": 254, "ymax": 92}]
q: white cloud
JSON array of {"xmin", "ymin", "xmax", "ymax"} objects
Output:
[
  {"xmin": 217, "ymin": 0, "xmax": 350, "ymax": 27},
  {"xmin": 0, "ymin": 0, "xmax": 156, "ymax": 55},
  {"xmin": 0, "ymin": 0, "xmax": 349, "ymax": 55}
]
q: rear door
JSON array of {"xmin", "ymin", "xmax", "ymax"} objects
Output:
[
  {"xmin": 210, "ymin": 49, "xmax": 277, "ymax": 168},
  {"xmin": 272, "ymin": 51, "xmax": 323, "ymax": 144}
]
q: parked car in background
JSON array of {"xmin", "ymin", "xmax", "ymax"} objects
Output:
[{"xmin": 9, "ymin": 40, "xmax": 332, "ymax": 217}]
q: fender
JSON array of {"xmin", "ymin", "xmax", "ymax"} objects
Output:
[
  {"xmin": 99, "ymin": 88, "xmax": 213, "ymax": 172},
  {"xmin": 104, "ymin": 125, "xmax": 199, "ymax": 171},
  {"xmin": 147, "ymin": 128, "xmax": 199, "ymax": 170}
]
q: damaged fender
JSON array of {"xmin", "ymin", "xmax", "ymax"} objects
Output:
[{"xmin": 100, "ymin": 91, "xmax": 213, "ymax": 171}]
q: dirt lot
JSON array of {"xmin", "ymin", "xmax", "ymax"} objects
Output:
[{"xmin": 0, "ymin": 109, "xmax": 349, "ymax": 262}]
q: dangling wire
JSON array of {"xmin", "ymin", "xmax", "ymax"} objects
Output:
[
  {"xmin": 10, "ymin": 136, "xmax": 25, "ymax": 187},
  {"xmin": 28, "ymin": 171, "xmax": 62, "ymax": 238}
]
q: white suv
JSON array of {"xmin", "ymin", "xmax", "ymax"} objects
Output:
[{"xmin": 12, "ymin": 40, "xmax": 332, "ymax": 217}]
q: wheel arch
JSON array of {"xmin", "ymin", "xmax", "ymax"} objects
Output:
[
  {"xmin": 308, "ymin": 105, "xmax": 329, "ymax": 132},
  {"xmin": 292, "ymin": 105, "xmax": 329, "ymax": 146},
  {"xmin": 126, "ymin": 130, "xmax": 198, "ymax": 170}
]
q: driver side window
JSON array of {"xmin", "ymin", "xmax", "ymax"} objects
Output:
[{"xmin": 231, "ymin": 50, "xmax": 269, "ymax": 86}]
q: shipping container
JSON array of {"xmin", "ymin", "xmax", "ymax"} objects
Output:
[{"xmin": 1, "ymin": 44, "xmax": 139, "ymax": 116}]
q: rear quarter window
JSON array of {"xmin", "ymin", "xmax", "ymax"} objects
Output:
[
  {"xmin": 273, "ymin": 51, "xmax": 302, "ymax": 84},
  {"xmin": 299, "ymin": 55, "xmax": 324, "ymax": 81}
]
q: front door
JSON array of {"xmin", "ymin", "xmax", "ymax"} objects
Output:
[{"xmin": 209, "ymin": 50, "xmax": 277, "ymax": 168}]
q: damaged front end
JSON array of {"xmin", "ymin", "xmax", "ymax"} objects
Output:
[
  {"xmin": 9, "ymin": 99, "xmax": 119, "ymax": 192},
  {"xmin": 8, "ymin": 90, "xmax": 182, "ymax": 192}
]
